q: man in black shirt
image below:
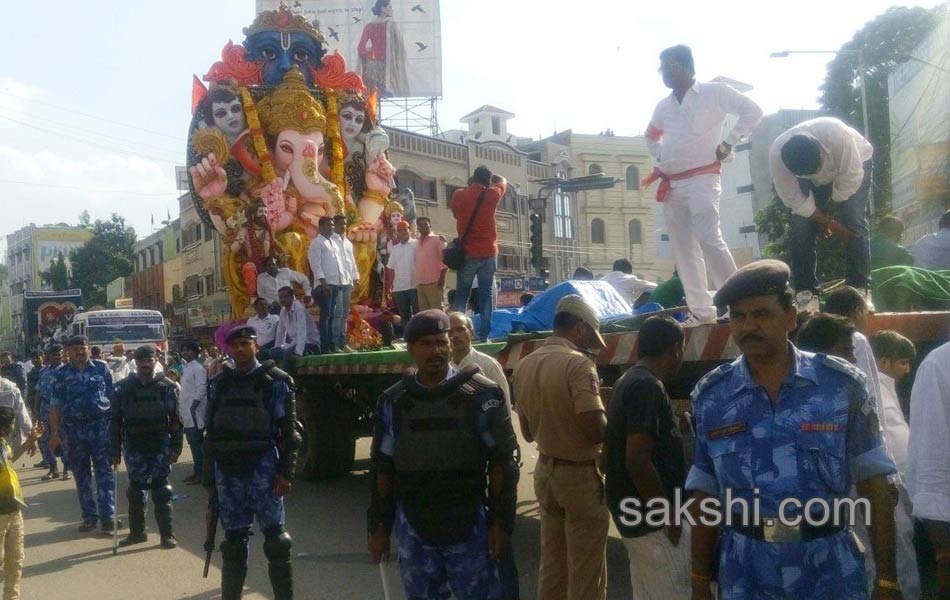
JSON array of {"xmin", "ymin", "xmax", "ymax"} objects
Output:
[{"xmin": 605, "ymin": 315, "xmax": 689, "ymax": 599}]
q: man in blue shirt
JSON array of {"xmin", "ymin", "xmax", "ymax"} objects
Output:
[
  {"xmin": 686, "ymin": 260, "xmax": 901, "ymax": 600},
  {"xmin": 48, "ymin": 335, "xmax": 118, "ymax": 533}
]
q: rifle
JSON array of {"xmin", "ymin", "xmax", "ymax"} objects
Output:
[{"xmin": 203, "ymin": 489, "xmax": 219, "ymax": 578}]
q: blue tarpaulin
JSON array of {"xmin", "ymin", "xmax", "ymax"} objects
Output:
[{"xmin": 473, "ymin": 281, "xmax": 633, "ymax": 339}]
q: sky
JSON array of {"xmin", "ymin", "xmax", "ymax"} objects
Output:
[{"xmin": 0, "ymin": 0, "xmax": 944, "ymax": 252}]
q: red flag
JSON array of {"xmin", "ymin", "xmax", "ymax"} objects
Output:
[{"xmin": 191, "ymin": 75, "xmax": 208, "ymax": 115}]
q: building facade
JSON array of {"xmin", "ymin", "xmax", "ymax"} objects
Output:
[
  {"xmin": 178, "ymin": 193, "xmax": 231, "ymax": 337},
  {"xmin": 888, "ymin": 6, "xmax": 950, "ymax": 243},
  {"xmin": 4, "ymin": 223, "xmax": 92, "ymax": 345}
]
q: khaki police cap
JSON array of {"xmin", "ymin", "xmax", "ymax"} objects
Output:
[{"xmin": 556, "ymin": 294, "xmax": 606, "ymax": 350}]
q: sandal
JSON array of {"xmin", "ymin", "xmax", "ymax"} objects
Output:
[
  {"xmin": 42, "ymin": 471, "xmax": 60, "ymax": 481},
  {"xmin": 62, "ymin": 472, "xmax": 71, "ymax": 481}
]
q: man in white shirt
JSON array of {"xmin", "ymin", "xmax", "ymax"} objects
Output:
[
  {"xmin": 387, "ymin": 221, "xmax": 419, "ymax": 325},
  {"xmin": 770, "ymin": 117, "xmax": 874, "ymax": 312},
  {"xmin": 907, "ymin": 340, "xmax": 950, "ymax": 600},
  {"xmin": 178, "ymin": 341, "xmax": 207, "ymax": 485},
  {"xmin": 273, "ymin": 286, "xmax": 321, "ymax": 368},
  {"xmin": 308, "ymin": 216, "xmax": 345, "ymax": 352},
  {"xmin": 256, "ymin": 256, "xmax": 311, "ymax": 309},
  {"xmin": 912, "ymin": 210, "xmax": 950, "ymax": 271},
  {"xmin": 599, "ymin": 259, "xmax": 657, "ymax": 308},
  {"xmin": 246, "ymin": 297, "xmax": 280, "ymax": 353},
  {"xmin": 644, "ymin": 45, "xmax": 762, "ymax": 326},
  {"xmin": 447, "ymin": 312, "xmax": 510, "ymax": 406},
  {"xmin": 0, "ymin": 377, "xmax": 33, "ymax": 452},
  {"xmin": 331, "ymin": 214, "xmax": 360, "ymax": 352}
]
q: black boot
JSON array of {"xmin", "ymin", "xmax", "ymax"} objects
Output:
[
  {"xmin": 220, "ymin": 529, "xmax": 250, "ymax": 600},
  {"xmin": 120, "ymin": 483, "xmax": 146, "ymax": 545},
  {"xmin": 151, "ymin": 480, "xmax": 174, "ymax": 540},
  {"xmin": 263, "ymin": 527, "xmax": 294, "ymax": 599}
]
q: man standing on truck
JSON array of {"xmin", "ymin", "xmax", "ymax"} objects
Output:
[
  {"xmin": 204, "ymin": 325, "xmax": 300, "ymax": 599},
  {"xmin": 367, "ymin": 310, "xmax": 520, "ymax": 600},
  {"xmin": 0, "ymin": 353, "xmax": 27, "ymax": 397},
  {"xmin": 48, "ymin": 335, "xmax": 119, "ymax": 534},
  {"xmin": 687, "ymin": 260, "xmax": 901, "ymax": 599},
  {"xmin": 512, "ymin": 295, "xmax": 609, "ymax": 600},
  {"xmin": 644, "ymin": 44, "xmax": 762, "ymax": 326}
]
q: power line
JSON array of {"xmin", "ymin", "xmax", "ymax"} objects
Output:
[
  {"xmin": 0, "ymin": 114, "xmax": 182, "ymax": 166},
  {"xmin": 0, "ymin": 88, "xmax": 188, "ymax": 143},
  {"xmin": 0, "ymin": 179, "xmax": 177, "ymax": 197}
]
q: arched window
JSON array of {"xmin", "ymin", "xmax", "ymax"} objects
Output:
[
  {"xmin": 394, "ymin": 168, "xmax": 437, "ymax": 202},
  {"xmin": 628, "ymin": 219, "xmax": 643, "ymax": 245},
  {"xmin": 588, "ymin": 163, "xmax": 604, "ymax": 176},
  {"xmin": 591, "ymin": 218, "xmax": 606, "ymax": 244},
  {"xmin": 625, "ymin": 165, "xmax": 640, "ymax": 190}
]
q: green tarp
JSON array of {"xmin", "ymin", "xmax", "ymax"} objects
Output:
[
  {"xmin": 296, "ymin": 341, "xmax": 507, "ymax": 368},
  {"xmin": 871, "ymin": 266, "xmax": 950, "ymax": 312}
]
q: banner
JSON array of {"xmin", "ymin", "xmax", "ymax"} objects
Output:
[{"xmin": 257, "ymin": 0, "xmax": 443, "ymax": 98}]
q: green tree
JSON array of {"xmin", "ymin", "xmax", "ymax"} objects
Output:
[
  {"xmin": 818, "ymin": 6, "xmax": 938, "ymax": 217},
  {"xmin": 78, "ymin": 210, "xmax": 91, "ymax": 227},
  {"xmin": 70, "ymin": 214, "xmax": 136, "ymax": 307},
  {"xmin": 40, "ymin": 253, "xmax": 70, "ymax": 291}
]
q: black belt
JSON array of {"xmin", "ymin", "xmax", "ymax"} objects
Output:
[{"xmin": 728, "ymin": 515, "xmax": 846, "ymax": 543}]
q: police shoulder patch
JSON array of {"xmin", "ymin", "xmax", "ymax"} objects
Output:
[
  {"xmin": 481, "ymin": 397, "xmax": 503, "ymax": 412},
  {"xmin": 816, "ymin": 353, "xmax": 864, "ymax": 384}
]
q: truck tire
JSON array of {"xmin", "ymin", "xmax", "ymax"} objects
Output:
[{"xmin": 298, "ymin": 384, "xmax": 357, "ymax": 480}]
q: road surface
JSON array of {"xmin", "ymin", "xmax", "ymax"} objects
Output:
[{"xmin": 19, "ymin": 434, "xmax": 633, "ymax": 599}]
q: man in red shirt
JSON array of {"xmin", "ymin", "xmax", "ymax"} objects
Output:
[
  {"xmin": 451, "ymin": 166, "xmax": 507, "ymax": 341},
  {"xmin": 414, "ymin": 217, "xmax": 448, "ymax": 311}
]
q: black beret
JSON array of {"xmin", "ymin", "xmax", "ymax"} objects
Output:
[
  {"xmin": 225, "ymin": 325, "xmax": 257, "ymax": 344},
  {"xmin": 45, "ymin": 344, "xmax": 63, "ymax": 353},
  {"xmin": 404, "ymin": 309, "xmax": 451, "ymax": 343},
  {"xmin": 713, "ymin": 259, "xmax": 791, "ymax": 309},
  {"xmin": 65, "ymin": 335, "xmax": 88, "ymax": 347},
  {"xmin": 133, "ymin": 344, "xmax": 158, "ymax": 360}
]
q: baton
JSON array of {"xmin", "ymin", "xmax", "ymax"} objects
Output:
[
  {"xmin": 112, "ymin": 466, "xmax": 119, "ymax": 555},
  {"xmin": 379, "ymin": 561, "xmax": 392, "ymax": 600}
]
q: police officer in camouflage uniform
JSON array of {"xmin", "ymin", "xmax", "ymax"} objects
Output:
[
  {"xmin": 203, "ymin": 325, "xmax": 300, "ymax": 600},
  {"xmin": 34, "ymin": 345, "xmax": 64, "ymax": 480},
  {"xmin": 368, "ymin": 310, "xmax": 520, "ymax": 600},
  {"xmin": 49, "ymin": 335, "xmax": 119, "ymax": 533},
  {"xmin": 112, "ymin": 345, "xmax": 183, "ymax": 549},
  {"xmin": 686, "ymin": 260, "xmax": 902, "ymax": 600}
]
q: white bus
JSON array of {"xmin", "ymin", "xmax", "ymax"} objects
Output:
[{"xmin": 70, "ymin": 309, "xmax": 168, "ymax": 356}]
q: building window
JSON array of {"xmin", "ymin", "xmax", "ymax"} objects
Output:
[
  {"xmin": 736, "ymin": 184, "xmax": 754, "ymax": 194},
  {"xmin": 499, "ymin": 187, "xmax": 521, "ymax": 214},
  {"xmin": 445, "ymin": 184, "xmax": 463, "ymax": 209},
  {"xmin": 554, "ymin": 190, "xmax": 573, "ymax": 239},
  {"xmin": 497, "ymin": 245, "xmax": 520, "ymax": 271},
  {"xmin": 588, "ymin": 163, "xmax": 604, "ymax": 175},
  {"xmin": 395, "ymin": 168, "xmax": 437, "ymax": 203},
  {"xmin": 184, "ymin": 275, "xmax": 203, "ymax": 298},
  {"xmin": 629, "ymin": 219, "xmax": 643, "ymax": 262},
  {"xmin": 204, "ymin": 274, "xmax": 215, "ymax": 295},
  {"xmin": 492, "ymin": 117, "xmax": 501, "ymax": 135},
  {"xmin": 590, "ymin": 218, "xmax": 606, "ymax": 244},
  {"xmin": 625, "ymin": 166, "xmax": 640, "ymax": 190}
]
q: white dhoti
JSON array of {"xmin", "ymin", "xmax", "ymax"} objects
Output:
[{"xmin": 662, "ymin": 173, "xmax": 737, "ymax": 320}]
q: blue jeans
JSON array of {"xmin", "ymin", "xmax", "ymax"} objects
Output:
[
  {"xmin": 790, "ymin": 161, "xmax": 871, "ymax": 293},
  {"xmin": 269, "ymin": 343, "xmax": 320, "ymax": 370},
  {"xmin": 333, "ymin": 284, "xmax": 352, "ymax": 349},
  {"xmin": 454, "ymin": 256, "xmax": 496, "ymax": 340},
  {"xmin": 316, "ymin": 284, "xmax": 341, "ymax": 352}
]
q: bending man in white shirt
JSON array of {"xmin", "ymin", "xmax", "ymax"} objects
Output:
[
  {"xmin": 599, "ymin": 259, "xmax": 657, "ymax": 308},
  {"xmin": 644, "ymin": 45, "xmax": 762, "ymax": 326},
  {"xmin": 770, "ymin": 117, "xmax": 874, "ymax": 312},
  {"xmin": 256, "ymin": 256, "xmax": 311, "ymax": 310}
]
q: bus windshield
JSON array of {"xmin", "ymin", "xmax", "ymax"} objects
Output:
[{"xmin": 86, "ymin": 323, "xmax": 166, "ymax": 344}]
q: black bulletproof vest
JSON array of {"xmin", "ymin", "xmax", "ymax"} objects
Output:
[
  {"xmin": 212, "ymin": 371, "xmax": 272, "ymax": 476},
  {"xmin": 125, "ymin": 381, "xmax": 169, "ymax": 453},
  {"xmin": 392, "ymin": 369, "xmax": 486, "ymax": 546}
]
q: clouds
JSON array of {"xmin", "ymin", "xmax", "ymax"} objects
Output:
[
  {"xmin": 0, "ymin": 144, "xmax": 179, "ymax": 240},
  {"xmin": 0, "ymin": 78, "xmax": 41, "ymax": 122}
]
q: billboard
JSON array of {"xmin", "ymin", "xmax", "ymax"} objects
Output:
[
  {"xmin": 256, "ymin": 0, "xmax": 443, "ymax": 98},
  {"xmin": 35, "ymin": 240, "xmax": 84, "ymax": 273}
]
